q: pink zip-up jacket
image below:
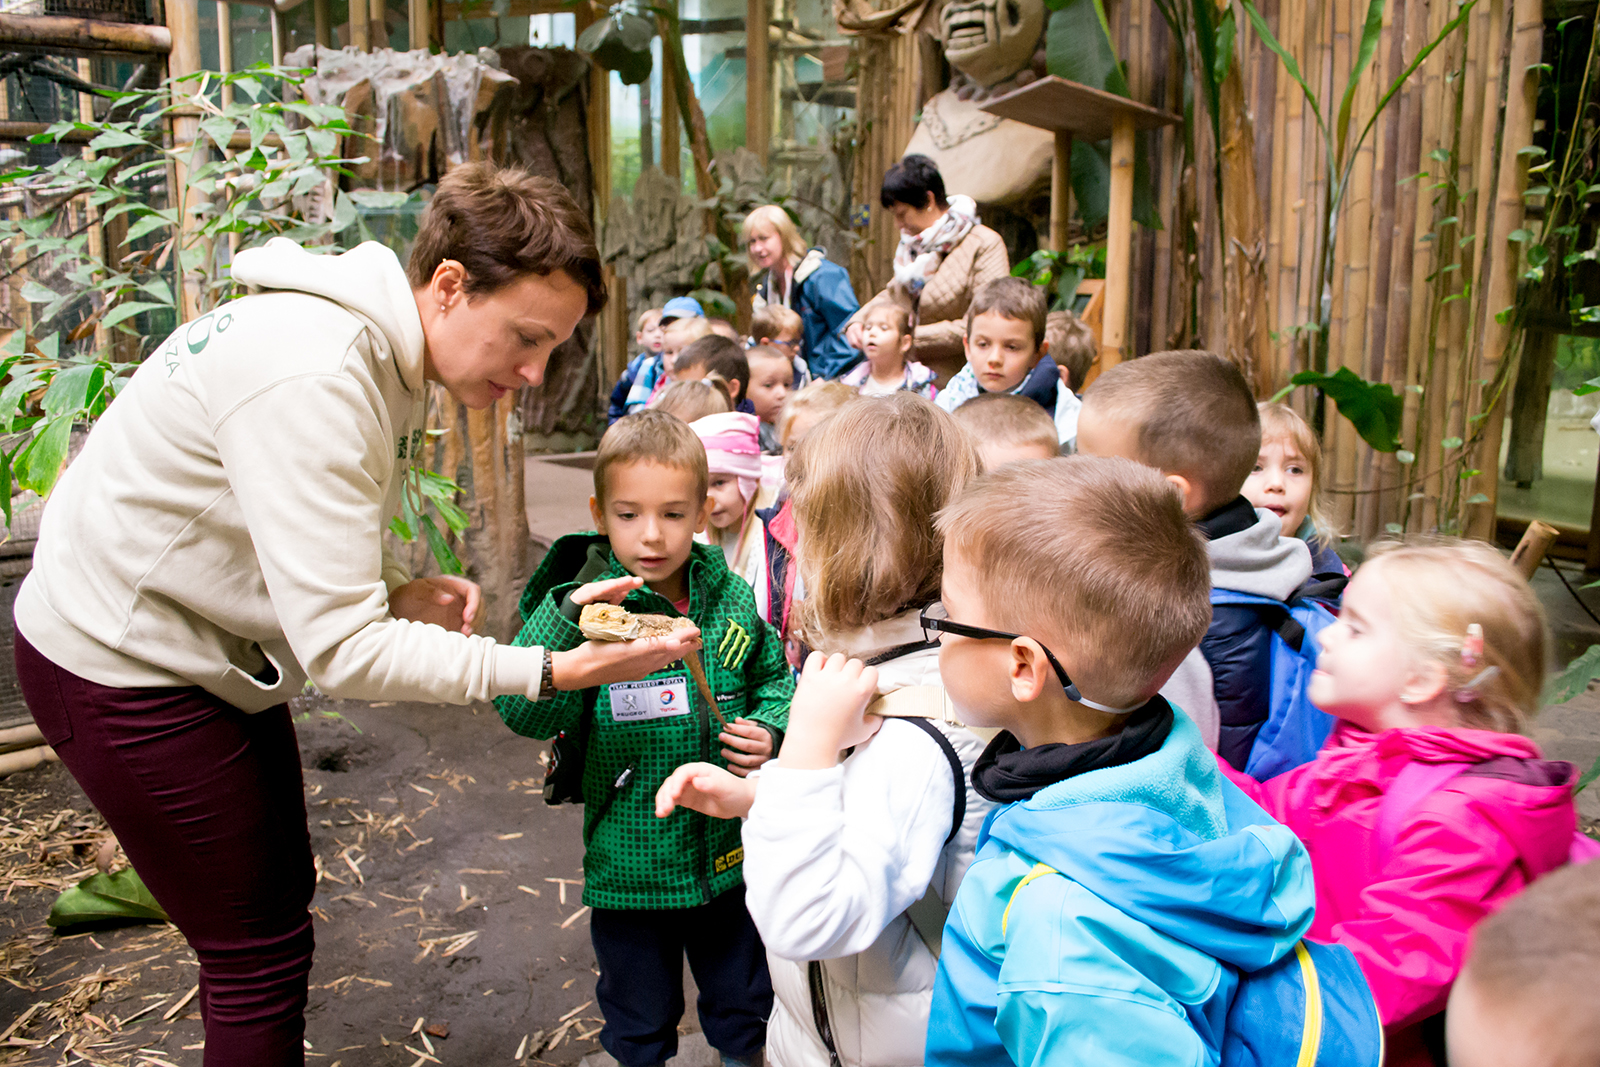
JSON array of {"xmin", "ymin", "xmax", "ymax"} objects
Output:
[{"xmin": 1225, "ymin": 723, "xmax": 1576, "ymax": 1066}]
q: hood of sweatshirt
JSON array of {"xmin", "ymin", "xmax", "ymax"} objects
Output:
[
  {"xmin": 230, "ymin": 238, "xmax": 426, "ymax": 396},
  {"xmin": 1202, "ymin": 496, "xmax": 1313, "ymax": 600},
  {"xmin": 818, "ymin": 609, "xmax": 941, "ymax": 693},
  {"xmin": 983, "ymin": 712, "xmax": 1314, "ymax": 972}
]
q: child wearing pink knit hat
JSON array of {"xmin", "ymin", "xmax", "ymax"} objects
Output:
[{"xmin": 690, "ymin": 412, "xmax": 776, "ymax": 585}]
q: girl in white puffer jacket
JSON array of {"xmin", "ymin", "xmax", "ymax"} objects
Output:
[{"xmin": 656, "ymin": 393, "xmax": 994, "ymax": 1067}]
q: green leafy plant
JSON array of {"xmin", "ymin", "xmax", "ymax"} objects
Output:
[
  {"xmin": 1011, "ymin": 244, "xmax": 1106, "ymax": 312},
  {"xmin": 1276, "ymin": 368, "xmax": 1404, "ymax": 453},
  {"xmin": 1, "ymin": 65, "xmax": 465, "ymax": 572},
  {"xmin": 1239, "ymin": 0, "xmax": 1476, "ymax": 392}
]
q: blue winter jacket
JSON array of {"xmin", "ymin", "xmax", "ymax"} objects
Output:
[
  {"xmin": 926, "ymin": 713, "xmax": 1314, "ymax": 1067},
  {"xmin": 753, "ymin": 248, "xmax": 861, "ymax": 380}
]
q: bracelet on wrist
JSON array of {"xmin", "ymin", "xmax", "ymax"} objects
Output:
[{"xmin": 538, "ymin": 648, "xmax": 558, "ymax": 700}]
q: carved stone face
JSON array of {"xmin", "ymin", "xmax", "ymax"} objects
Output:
[{"xmin": 939, "ymin": 0, "xmax": 1045, "ymax": 88}]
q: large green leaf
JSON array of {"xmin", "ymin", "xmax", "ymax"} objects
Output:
[
  {"xmin": 13, "ymin": 417, "xmax": 73, "ymax": 496},
  {"xmin": 47, "ymin": 867, "xmax": 169, "ymax": 930},
  {"xmin": 1545, "ymin": 643, "xmax": 1600, "ymax": 707},
  {"xmin": 1288, "ymin": 367, "xmax": 1404, "ymax": 452},
  {"xmin": 1335, "ymin": 0, "xmax": 1387, "ymax": 160}
]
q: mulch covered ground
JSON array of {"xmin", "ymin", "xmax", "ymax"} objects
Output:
[{"xmin": 0, "ymin": 692, "xmax": 668, "ymax": 1067}]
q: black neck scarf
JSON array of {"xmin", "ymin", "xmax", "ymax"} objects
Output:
[{"xmin": 971, "ymin": 697, "xmax": 1175, "ymax": 803}]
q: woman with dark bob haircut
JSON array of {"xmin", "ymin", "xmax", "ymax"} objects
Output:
[
  {"xmin": 846, "ymin": 154, "xmax": 1010, "ymax": 383},
  {"xmin": 13, "ymin": 163, "xmax": 698, "ymax": 1066}
]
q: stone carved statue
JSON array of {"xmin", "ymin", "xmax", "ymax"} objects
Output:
[{"xmin": 904, "ymin": 0, "xmax": 1053, "ymax": 207}]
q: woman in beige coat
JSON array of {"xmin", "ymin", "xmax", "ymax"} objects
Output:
[{"xmin": 845, "ymin": 154, "xmax": 1010, "ymax": 383}]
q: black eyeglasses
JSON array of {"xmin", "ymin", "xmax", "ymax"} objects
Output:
[{"xmin": 919, "ymin": 602, "xmax": 1083, "ymax": 703}]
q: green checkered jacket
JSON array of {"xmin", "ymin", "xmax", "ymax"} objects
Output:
[{"xmin": 495, "ymin": 533, "xmax": 793, "ymax": 910}]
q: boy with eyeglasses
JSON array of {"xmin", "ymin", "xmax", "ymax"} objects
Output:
[{"xmin": 922, "ymin": 457, "xmax": 1315, "ymax": 1067}]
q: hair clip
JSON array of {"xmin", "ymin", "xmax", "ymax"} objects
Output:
[
  {"xmin": 1461, "ymin": 623, "xmax": 1484, "ymax": 670},
  {"xmin": 1456, "ymin": 666, "xmax": 1501, "ymax": 704}
]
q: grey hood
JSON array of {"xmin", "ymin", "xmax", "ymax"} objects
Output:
[{"xmin": 1207, "ymin": 504, "xmax": 1313, "ymax": 601}]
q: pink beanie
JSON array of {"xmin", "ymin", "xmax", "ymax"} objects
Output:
[{"xmin": 690, "ymin": 412, "xmax": 763, "ymax": 506}]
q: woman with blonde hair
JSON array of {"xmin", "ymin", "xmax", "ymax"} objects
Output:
[
  {"xmin": 656, "ymin": 392, "xmax": 993, "ymax": 1067},
  {"xmin": 743, "ymin": 204, "xmax": 861, "ymax": 380}
]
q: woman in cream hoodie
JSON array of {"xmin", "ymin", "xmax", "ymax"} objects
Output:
[{"xmin": 13, "ymin": 164, "xmax": 698, "ymax": 1067}]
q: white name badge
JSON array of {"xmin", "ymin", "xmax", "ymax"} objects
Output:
[{"xmin": 608, "ymin": 677, "xmax": 692, "ymax": 722}]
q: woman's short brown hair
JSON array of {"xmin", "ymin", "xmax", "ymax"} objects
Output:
[{"xmin": 407, "ymin": 162, "xmax": 606, "ymax": 314}]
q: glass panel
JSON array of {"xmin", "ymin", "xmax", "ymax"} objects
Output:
[{"xmin": 1497, "ymin": 334, "xmax": 1600, "ymax": 533}]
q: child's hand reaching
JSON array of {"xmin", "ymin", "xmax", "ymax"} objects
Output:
[
  {"xmin": 778, "ymin": 652, "xmax": 883, "ymax": 770},
  {"xmin": 720, "ymin": 718, "xmax": 775, "ymax": 777},
  {"xmin": 656, "ymin": 762, "xmax": 758, "ymax": 820}
]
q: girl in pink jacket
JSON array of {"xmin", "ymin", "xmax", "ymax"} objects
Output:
[{"xmin": 1226, "ymin": 539, "xmax": 1579, "ymax": 1067}]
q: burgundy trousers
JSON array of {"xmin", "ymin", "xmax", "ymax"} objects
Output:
[{"xmin": 15, "ymin": 632, "xmax": 315, "ymax": 1067}]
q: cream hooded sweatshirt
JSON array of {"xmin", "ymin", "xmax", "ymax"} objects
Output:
[{"xmin": 14, "ymin": 239, "xmax": 544, "ymax": 712}]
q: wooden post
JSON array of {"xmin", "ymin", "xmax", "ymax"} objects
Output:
[
  {"xmin": 369, "ymin": 0, "xmax": 386, "ymax": 50},
  {"xmin": 0, "ymin": 12, "xmax": 172, "ymax": 51},
  {"xmin": 165, "ymin": 0, "xmax": 204, "ymax": 321},
  {"xmin": 1050, "ymin": 130, "xmax": 1072, "ymax": 253},
  {"xmin": 660, "ymin": 28, "xmax": 680, "ymax": 180},
  {"xmin": 217, "ymin": 2, "xmax": 233, "ymax": 107},
  {"xmin": 745, "ymin": 0, "xmax": 768, "ymax": 166},
  {"xmin": 77, "ymin": 57, "xmax": 111, "ymax": 358},
  {"xmin": 1510, "ymin": 519, "xmax": 1559, "ymax": 581},
  {"xmin": 313, "ymin": 0, "xmax": 330, "ymax": 47},
  {"xmin": 409, "ymin": 0, "xmax": 431, "ymax": 51},
  {"xmin": 349, "ymin": 0, "xmax": 368, "ymax": 51},
  {"xmin": 1102, "ymin": 112, "xmax": 1135, "ymax": 367},
  {"xmin": 269, "ymin": 5, "xmax": 284, "ymax": 63}
]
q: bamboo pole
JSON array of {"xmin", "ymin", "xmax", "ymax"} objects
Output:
[
  {"xmin": 1463, "ymin": 0, "xmax": 1541, "ymax": 540},
  {"xmin": 1050, "ymin": 131, "xmax": 1073, "ymax": 254},
  {"xmin": 1102, "ymin": 113, "xmax": 1135, "ymax": 369},
  {"xmin": 218, "ymin": 2, "xmax": 233, "ymax": 108},
  {"xmin": 746, "ymin": 0, "xmax": 768, "ymax": 167},
  {"xmin": 369, "ymin": 0, "xmax": 385, "ymax": 50},
  {"xmin": 349, "ymin": 0, "xmax": 368, "ymax": 51},
  {"xmin": 410, "ymin": 0, "xmax": 431, "ymax": 50},
  {"xmin": 75, "ymin": 57, "xmax": 113, "ymax": 360},
  {"xmin": 166, "ymin": 0, "xmax": 204, "ymax": 321},
  {"xmin": 0, "ymin": 13, "xmax": 172, "ymax": 51},
  {"xmin": 314, "ymin": 0, "xmax": 330, "ymax": 47}
]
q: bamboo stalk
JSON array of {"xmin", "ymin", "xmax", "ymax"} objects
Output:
[
  {"xmin": 1463, "ymin": 0, "xmax": 1541, "ymax": 540},
  {"xmin": 1102, "ymin": 113, "xmax": 1136, "ymax": 369},
  {"xmin": 660, "ymin": 34, "xmax": 679, "ymax": 181},
  {"xmin": 218, "ymin": 2, "xmax": 233, "ymax": 108}
]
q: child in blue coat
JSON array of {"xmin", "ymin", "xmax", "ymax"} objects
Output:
[{"xmin": 923, "ymin": 457, "xmax": 1315, "ymax": 1067}]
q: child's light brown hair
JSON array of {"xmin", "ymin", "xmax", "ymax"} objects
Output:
[
  {"xmin": 1457, "ymin": 861, "xmax": 1600, "ymax": 1062},
  {"xmin": 651, "ymin": 377, "xmax": 732, "ymax": 422},
  {"xmin": 636, "ymin": 307, "xmax": 663, "ymax": 332},
  {"xmin": 1081, "ymin": 350, "xmax": 1260, "ymax": 515},
  {"xmin": 1362, "ymin": 539, "xmax": 1547, "ymax": 734},
  {"xmin": 937, "ymin": 456, "xmax": 1212, "ymax": 708},
  {"xmin": 966, "ymin": 277, "xmax": 1047, "ymax": 349},
  {"xmin": 594, "ymin": 410, "xmax": 708, "ymax": 506},
  {"xmin": 788, "ymin": 393, "xmax": 980, "ymax": 639},
  {"xmin": 1258, "ymin": 402, "xmax": 1337, "ymax": 549},
  {"xmin": 751, "ymin": 304, "xmax": 802, "ymax": 342},
  {"xmin": 1047, "ymin": 310, "xmax": 1097, "ymax": 393},
  {"xmin": 953, "ymin": 393, "xmax": 1059, "ymax": 460},
  {"xmin": 863, "ymin": 301, "xmax": 911, "ymax": 339},
  {"xmin": 778, "ymin": 380, "xmax": 862, "ymax": 449}
]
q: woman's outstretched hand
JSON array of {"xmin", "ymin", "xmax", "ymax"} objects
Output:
[
  {"xmin": 550, "ymin": 575, "xmax": 703, "ymax": 691},
  {"xmin": 656, "ymin": 762, "xmax": 757, "ymax": 820},
  {"xmin": 390, "ymin": 575, "xmax": 482, "ymax": 635}
]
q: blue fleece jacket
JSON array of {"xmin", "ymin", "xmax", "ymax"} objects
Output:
[{"xmin": 926, "ymin": 713, "xmax": 1314, "ymax": 1067}]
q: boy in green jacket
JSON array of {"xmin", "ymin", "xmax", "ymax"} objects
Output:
[{"xmin": 496, "ymin": 410, "xmax": 793, "ymax": 1067}]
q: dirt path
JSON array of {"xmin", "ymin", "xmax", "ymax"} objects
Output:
[{"xmin": 0, "ymin": 693, "xmax": 672, "ymax": 1066}]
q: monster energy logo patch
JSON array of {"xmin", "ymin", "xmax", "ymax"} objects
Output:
[{"xmin": 718, "ymin": 622, "xmax": 753, "ymax": 671}]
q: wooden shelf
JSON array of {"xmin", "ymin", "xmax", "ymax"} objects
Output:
[{"xmin": 978, "ymin": 76, "xmax": 1179, "ymax": 141}]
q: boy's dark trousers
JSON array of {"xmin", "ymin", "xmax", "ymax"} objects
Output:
[{"xmin": 590, "ymin": 884, "xmax": 772, "ymax": 1067}]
